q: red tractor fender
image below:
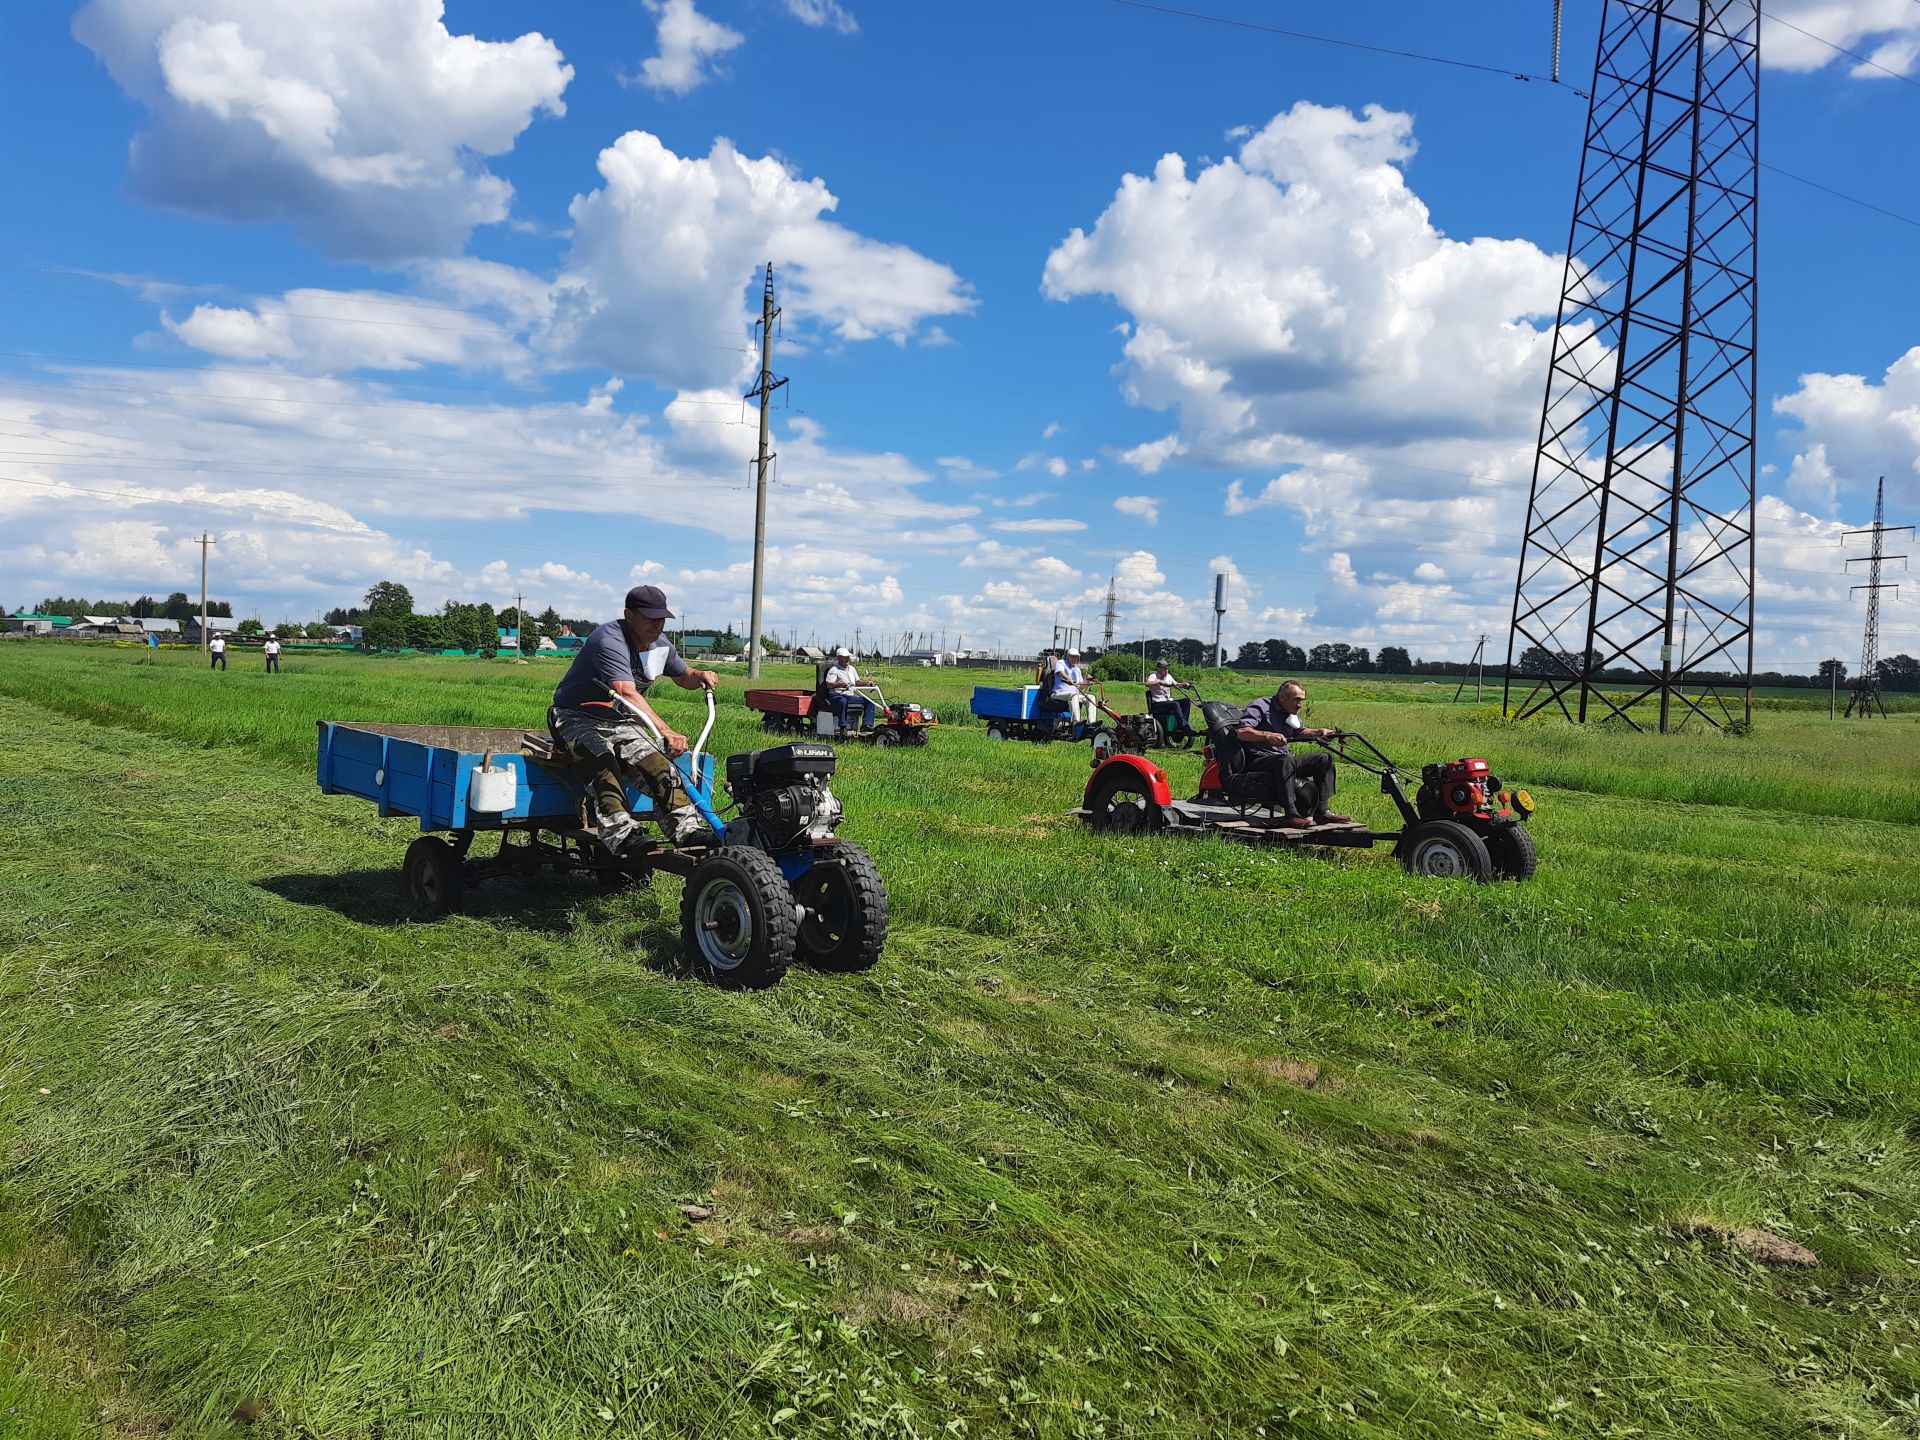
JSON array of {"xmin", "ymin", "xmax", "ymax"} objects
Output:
[{"xmin": 1083, "ymin": 752, "xmax": 1173, "ymax": 808}]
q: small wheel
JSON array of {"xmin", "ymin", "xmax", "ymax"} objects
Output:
[
  {"xmin": 404, "ymin": 835, "xmax": 464, "ymax": 915},
  {"xmin": 1484, "ymin": 823, "xmax": 1538, "ymax": 881},
  {"xmin": 985, "ymin": 725, "xmax": 1006, "ymax": 741},
  {"xmin": 1086, "ymin": 766, "xmax": 1164, "ymax": 835},
  {"xmin": 911, "ymin": 729, "xmax": 929, "ymax": 746},
  {"xmin": 679, "ymin": 848, "xmax": 797, "ymax": 988},
  {"xmin": 1167, "ymin": 728, "xmax": 1196, "ymax": 752},
  {"xmin": 1090, "ymin": 731, "xmax": 1117, "ymax": 762},
  {"xmin": 760, "ymin": 714, "xmax": 784, "ymax": 734},
  {"xmin": 792, "ymin": 842, "xmax": 889, "ymax": 973},
  {"xmin": 1396, "ymin": 820, "xmax": 1494, "ymax": 882},
  {"xmin": 875, "ymin": 727, "xmax": 901, "ymax": 748}
]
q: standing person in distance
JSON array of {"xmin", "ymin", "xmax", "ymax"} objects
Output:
[
  {"xmin": 208, "ymin": 631, "xmax": 227, "ymax": 671},
  {"xmin": 263, "ymin": 635, "xmax": 281, "ymax": 674},
  {"xmin": 546, "ymin": 584, "xmax": 720, "ymax": 853},
  {"xmin": 822, "ymin": 646, "xmax": 876, "ymax": 734}
]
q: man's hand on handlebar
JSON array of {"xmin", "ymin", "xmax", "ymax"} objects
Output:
[{"xmin": 659, "ymin": 728, "xmax": 689, "ymax": 757}]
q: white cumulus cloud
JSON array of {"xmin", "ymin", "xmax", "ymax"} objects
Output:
[
  {"xmin": 782, "ymin": 0, "xmax": 858, "ymax": 34},
  {"xmin": 1113, "ymin": 495, "xmax": 1160, "ymax": 525},
  {"xmin": 74, "ymin": 0, "xmax": 571, "ymax": 260},
  {"xmin": 631, "ymin": 0, "xmax": 743, "ymax": 96},
  {"xmin": 548, "ymin": 132, "xmax": 974, "ymax": 391}
]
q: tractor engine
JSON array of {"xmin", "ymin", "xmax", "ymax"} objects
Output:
[
  {"xmin": 725, "ymin": 743, "xmax": 843, "ymax": 851},
  {"xmin": 1416, "ymin": 758, "xmax": 1500, "ymax": 821}
]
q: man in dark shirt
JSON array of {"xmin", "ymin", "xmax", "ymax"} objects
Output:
[
  {"xmin": 548, "ymin": 584, "xmax": 719, "ymax": 851},
  {"xmin": 1235, "ymin": 680, "xmax": 1352, "ymax": 828}
]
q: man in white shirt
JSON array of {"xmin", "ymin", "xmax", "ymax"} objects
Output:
[
  {"xmin": 1047, "ymin": 648, "xmax": 1090, "ymax": 725},
  {"xmin": 263, "ymin": 636, "xmax": 282, "ymax": 674},
  {"xmin": 823, "ymin": 647, "xmax": 876, "ymax": 733},
  {"xmin": 1144, "ymin": 659, "xmax": 1191, "ymax": 736},
  {"xmin": 208, "ymin": 632, "xmax": 227, "ymax": 671}
]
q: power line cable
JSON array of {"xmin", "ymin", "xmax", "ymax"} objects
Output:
[{"xmin": 1105, "ymin": 0, "xmax": 1586, "ymax": 93}]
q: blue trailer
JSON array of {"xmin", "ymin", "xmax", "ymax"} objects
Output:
[
  {"xmin": 315, "ymin": 691, "xmax": 888, "ymax": 988},
  {"xmin": 970, "ymin": 682, "xmax": 1125, "ymax": 752}
]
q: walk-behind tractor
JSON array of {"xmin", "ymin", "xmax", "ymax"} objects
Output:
[
  {"xmin": 1076, "ymin": 698, "xmax": 1537, "ymax": 881},
  {"xmin": 746, "ymin": 664, "xmax": 937, "ymax": 747},
  {"xmin": 317, "ymin": 688, "xmax": 889, "ymax": 986}
]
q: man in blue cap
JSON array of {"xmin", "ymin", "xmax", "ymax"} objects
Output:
[{"xmin": 548, "ymin": 584, "xmax": 719, "ymax": 851}]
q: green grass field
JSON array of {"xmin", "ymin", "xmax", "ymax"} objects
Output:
[{"xmin": 2, "ymin": 645, "xmax": 1917, "ymax": 1438}]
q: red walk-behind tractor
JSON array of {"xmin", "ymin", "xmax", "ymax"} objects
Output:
[{"xmin": 1076, "ymin": 698, "xmax": 1538, "ymax": 881}]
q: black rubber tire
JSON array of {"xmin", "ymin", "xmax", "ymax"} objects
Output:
[
  {"xmin": 1396, "ymin": 820, "xmax": 1494, "ymax": 882},
  {"xmin": 679, "ymin": 848, "xmax": 797, "ymax": 988},
  {"xmin": 404, "ymin": 835, "xmax": 464, "ymax": 915},
  {"xmin": 1087, "ymin": 766, "xmax": 1164, "ymax": 835},
  {"xmin": 792, "ymin": 842, "xmax": 889, "ymax": 973},
  {"xmin": 1166, "ymin": 728, "xmax": 1196, "ymax": 752},
  {"xmin": 1484, "ymin": 823, "xmax": 1538, "ymax": 882},
  {"xmin": 910, "ymin": 729, "xmax": 929, "ymax": 746},
  {"xmin": 984, "ymin": 725, "xmax": 1007, "ymax": 741},
  {"xmin": 875, "ymin": 727, "xmax": 901, "ymax": 748},
  {"xmin": 760, "ymin": 714, "xmax": 787, "ymax": 734}
]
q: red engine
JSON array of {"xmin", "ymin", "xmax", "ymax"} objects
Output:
[{"xmin": 1417, "ymin": 758, "xmax": 1503, "ymax": 821}]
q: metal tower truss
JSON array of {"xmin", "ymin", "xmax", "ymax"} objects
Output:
[{"xmin": 1506, "ymin": 0, "xmax": 1759, "ymax": 731}]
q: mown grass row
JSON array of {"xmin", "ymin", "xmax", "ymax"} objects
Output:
[
  {"xmin": 3, "ymin": 646, "xmax": 1917, "ymax": 823},
  {"xmin": 1, "ymin": 653, "xmax": 1917, "ymax": 1437}
]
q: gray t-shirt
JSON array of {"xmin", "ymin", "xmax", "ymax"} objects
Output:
[{"xmin": 552, "ymin": 621, "xmax": 688, "ymax": 711}]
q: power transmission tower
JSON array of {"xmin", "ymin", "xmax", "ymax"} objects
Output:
[
  {"xmin": 1843, "ymin": 477, "xmax": 1911, "ymax": 718},
  {"xmin": 197, "ymin": 531, "xmax": 217, "ymax": 651},
  {"xmin": 1505, "ymin": 0, "xmax": 1759, "ymax": 732},
  {"xmin": 745, "ymin": 263, "xmax": 787, "ymax": 679},
  {"xmin": 1101, "ymin": 570, "xmax": 1118, "ymax": 652}
]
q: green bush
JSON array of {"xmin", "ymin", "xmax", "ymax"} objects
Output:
[{"xmin": 1092, "ymin": 652, "xmax": 1144, "ymax": 682}]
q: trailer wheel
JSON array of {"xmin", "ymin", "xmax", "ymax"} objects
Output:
[
  {"xmin": 404, "ymin": 836, "xmax": 464, "ymax": 915},
  {"xmin": 984, "ymin": 724, "xmax": 1007, "ymax": 741},
  {"xmin": 1484, "ymin": 823, "xmax": 1538, "ymax": 882},
  {"xmin": 1396, "ymin": 820, "xmax": 1493, "ymax": 882},
  {"xmin": 1087, "ymin": 767, "xmax": 1164, "ymax": 835},
  {"xmin": 680, "ymin": 849, "xmax": 796, "ymax": 988},
  {"xmin": 793, "ymin": 842, "xmax": 889, "ymax": 973}
]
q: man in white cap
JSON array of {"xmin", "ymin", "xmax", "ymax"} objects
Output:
[
  {"xmin": 548, "ymin": 584, "xmax": 720, "ymax": 851},
  {"xmin": 822, "ymin": 646, "xmax": 876, "ymax": 733},
  {"xmin": 1045, "ymin": 647, "xmax": 1091, "ymax": 726}
]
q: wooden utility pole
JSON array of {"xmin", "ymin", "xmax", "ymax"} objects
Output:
[
  {"xmin": 197, "ymin": 532, "xmax": 216, "ymax": 651},
  {"xmin": 745, "ymin": 263, "xmax": 787, "ymax": 679}
]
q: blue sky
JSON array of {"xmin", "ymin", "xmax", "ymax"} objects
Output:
[{"xmin": 1, "ymin": 0, "xmax": 1916, "ymax": 664}]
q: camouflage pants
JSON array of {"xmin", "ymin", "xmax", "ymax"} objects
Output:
[{"xmin": 547, "ymin": 707, "xmax": 694, "ymax": 849}]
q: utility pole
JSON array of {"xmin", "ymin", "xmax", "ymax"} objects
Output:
[
  {"xmin": 1844, "ymin": 477, "xmax": 1911, "ymax": 718},
  {"xmin": 1830, "ymin": 659, "xmax": 1838, "ymax": 720},
  {"xmin": 515, "ymin": 590, "xmax": 528, "ymax": 663},
  {"xmin": 745, "ymin": 262, "xmax": 787, "ymax": 679},
  {"xmin": 198, "ymin": 531, "xmax": 216, "ymax": 651},
  {"xmin": 1453, "ymin": 634, "xmax": 1488, "ymax": 704}
]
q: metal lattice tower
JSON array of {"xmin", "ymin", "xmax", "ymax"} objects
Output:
[
  {"xmin": 1101, "ymin": 572, "xmax": 1119, "ymax": 652},
  {"xmin": 1506, "ymin": 0, "xmax": 1759, "ymax": 731},
  {"xmin": 1843, "ymin": 477, "xmax": 1911, "ymax": 718}
]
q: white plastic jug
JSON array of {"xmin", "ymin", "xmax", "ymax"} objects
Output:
[{"xmin": 468, "ymin": 753, "xmax": 517, "ymax": 813}]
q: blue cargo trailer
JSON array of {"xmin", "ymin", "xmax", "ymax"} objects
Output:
[{"xmin": 313, "ymin": 693, "xmax": 888, "ymax": 988}]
